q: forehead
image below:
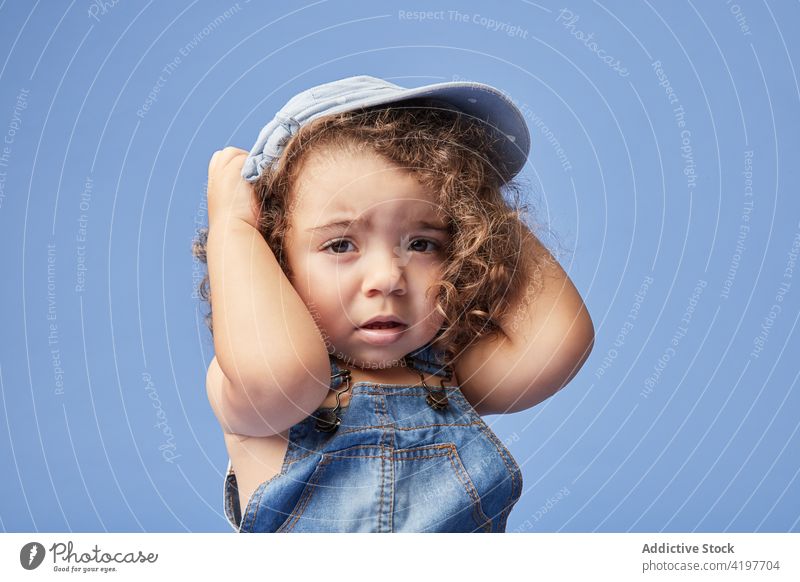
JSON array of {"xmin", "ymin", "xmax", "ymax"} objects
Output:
[{"xmin": 290, "ymin": 149, "xmax": 443, "ymax": 227}]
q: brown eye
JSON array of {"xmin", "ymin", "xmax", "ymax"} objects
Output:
[
  {"xmin": 409, "ymin": 239, "xmax": 438, "ymax": 252},
  {"xmin": 322, "ymin": 239, "xmax": 354, "ymax": 254}
]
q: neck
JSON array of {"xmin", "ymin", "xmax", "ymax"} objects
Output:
[{"xmin": 333, "ymin": 354, "xmax": 410, "ymax": 372}]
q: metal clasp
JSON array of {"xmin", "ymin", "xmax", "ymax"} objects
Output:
[
  {"xmin": 419, "ymin": 373, "xmax": 449, "ymax": 411},
  {"xmin": 314, "ymin": 369, "xmax": 352, "ymax": 433}
]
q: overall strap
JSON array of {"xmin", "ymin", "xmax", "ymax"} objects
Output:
[
  {"xmin": 328, "ymin": 356, "xmax": 350, "ymax": 390},
  {"xmin": 403, "ymin": 343, "xmax": 452, "ymax": 411},
  {"xmin": 320, "ymin": 344, "xmax": 453, "ymax": 424},
  {"xmin": 327, "ymin": 344, "xmax": 452, "ymax": 385},
  {"xmin": 403, "ymin": 343, "xmax": 453, "ymax": 380}
]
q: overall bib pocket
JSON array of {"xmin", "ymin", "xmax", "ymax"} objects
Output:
[
  {"xmin": 276, "ymin": 444, "xmax": 390, "ymax": 533},
  {"xmin": 274, "ymin": 441, "xmax": 494, "ymax": 532}
]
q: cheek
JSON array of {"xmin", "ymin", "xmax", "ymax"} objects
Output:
[
  {"xmin": 288, "ymin": 254, "xmax": 347, "ymax": 312},
  {"xmin": 416, "ymin": 264, "xmax": 446, "ymax": 311},
  {"xmin": 284, "ymin": 246, "xmax": 315, "ymax": 302},
  {"xmin": 285, "ymin": 237, "xmax": 351, "ymax": 330}
]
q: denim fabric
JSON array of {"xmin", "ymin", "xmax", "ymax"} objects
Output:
[
  {"xmin": 241, "ymin": 75, "xmax": 530, "ymax": 186},
  {"xmin": 223, "ymin": 344, "xmax": 523, "ymax": 532}
]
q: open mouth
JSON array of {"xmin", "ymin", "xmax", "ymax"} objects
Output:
[
  {"xmin": 357, "ymin": 321, "xmax": 409, "ymax": 345},
  {"xmin": 361, "ymin": 322, "xmax": 406, "ymax": 330}
]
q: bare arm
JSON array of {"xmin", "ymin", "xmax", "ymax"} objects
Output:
[
  {"xmin": 454, "ymin": 229, "xmax": 595, "ymax": 415},
  {"xmin": 205, "ymin": 148, "xmax": 330, "ymax": 436}
]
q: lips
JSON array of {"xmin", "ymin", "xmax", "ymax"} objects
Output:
[
  {"xmin": 359, "ymin": 316, "xmax": 407, "ymax": 329},
  {"xmin": 357, "ymin": 316, "xmax": 409, "ymax": 346},
  {"xmin": 362, "ymin": 321, "xmax": 404, "ymax": 330}
]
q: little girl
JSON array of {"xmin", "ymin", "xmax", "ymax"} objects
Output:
[{"xmin": 193, "ymin": 75, "xmax": 594, "ymax": 532}]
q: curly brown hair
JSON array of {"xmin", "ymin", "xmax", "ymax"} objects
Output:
[{"xmin": 192, "ymin": 98, "xmax": 555, "ymax": 367}]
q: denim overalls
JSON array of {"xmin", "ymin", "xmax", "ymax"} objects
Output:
[{"xmin": 223, "ymin": 342, "xmax": 523, "ymax": 532}]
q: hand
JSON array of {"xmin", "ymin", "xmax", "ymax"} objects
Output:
[{"xmin": 207, "ymin": 147, "xmax": 260, "ymax": 229}]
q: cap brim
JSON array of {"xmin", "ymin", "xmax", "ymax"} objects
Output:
[{"xmin": 313, "ymin": 81, "xmax": 530, "ymax": 183}]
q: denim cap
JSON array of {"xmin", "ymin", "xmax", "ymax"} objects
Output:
[{"xmin": 241, "ymin": 75, "xmax": 530, "ymax": 184}]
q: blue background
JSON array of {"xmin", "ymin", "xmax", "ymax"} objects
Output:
[{"xmin": 1, "ymin": 0, "xmax": 798, "ymax": 532}]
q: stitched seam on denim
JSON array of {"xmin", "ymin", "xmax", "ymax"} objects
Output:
[
  {"xmin": 280, "ymin": 446, "xmax": 389, "ymax": 532},
  {"xmin": 324, "ymin": 451, "xmax": 447, "ymax": 461},
  {"xmin": 392, "ymin": 421, "xmax": 482, "ymax": 431},
  {"xmin": 444, "ymin": 444, "xmax": 493, "ymax": 529},
  {"xmin": 395, "ymin": 442, "xmax": 452, "ymax": 452},
  {"xmin": 331, "ymin": 421, "xmax": 480, "ymax": 439},
  {"xmin": 472, "ymin": 418, "xmax": 522, "ymax": 525},
  {"xmin": 283, "ymin": 421, "xmax": 491, "ymax": 526},
  {"xmin": 239, "ymin": 466, "xmax": 286, "ymax": 531},
  {"xmin": 449, "ymin": 444, "xmax": 493, "ymax": 529},
  {"xmin": 361, "ymin": 393, "xmax": 449, "ymax": 397},
  {"xmin": 387, "ymin": 394, "xmax": 397, "ymax": 533},
  {"xmin": 376, "ymin": 392, "xmax": 383, "ymax": 532},
  {"xmin": 243, "ymin": 483, "xmax": 260, "ymax": 532},
  {"xmin": 289, "ymin": 442, "xmax": 387, "ymax": 464},
  {"xmin": 240, "ymin": 480, "xmax": 256, "ymax": 532},
  {"xmin": 386, "ymin": 392, "xmax": 397, "ymax": 532},
  {"xmin": 285, "ymin": 449, "xmax": 318, "ymax": 465},
  {"xmin": 246, "ymin": 471, "xmax": 273, "ymax": 532},
  {"xmin": 359, "ymin": 387, "xmax": 459, "ymax": 395},
  {"xmin": 277, "ymin": 456, "xmax": 331, "ymax": 532},
  {"xmin": 328, "ymin": 444, "xmax": 390, "ymax": 456},
  {"xmin": 448, "ymin": 391, "xmax": 519, "ymax": 526},
  {"xmin": 488, "ymin": 423, "xmax": 523, "ymax": 520},
  {"xmin": 444, "ymin": 392, "xmax": 521, "ymax": 519},
  {"xmin": 387, "ymin": 451, "xmax": 395, "ymax": 533},
  {"xmin": 393, "ymin": 451, "xmax": 451, "ymax": 461},
  {"xmin": 378, "ymin": 441, "xmax": 385, "ymax": 532},
  {"xmin": 377, "ymin": 390, "xmax": 390, "ymax": 532},
  {"xmin": 495, "ymin": 511, "xmax": 510, "ymax": 532},
  {"xmin": 449, "ymin": 391, "xmax": 480, "ymax": 418}
]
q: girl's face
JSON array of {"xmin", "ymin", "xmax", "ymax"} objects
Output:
[{"xmin": 284, "ymin": 147, "xmax": 449, "ymax": 369}]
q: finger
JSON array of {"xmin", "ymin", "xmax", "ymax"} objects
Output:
[
  {"xmin": 222, "ymin": 146, "xmax": 249, "ymax": 155},
  {"xmin": 209, "ymin": 146, "xmax": 247, "ymax": 171},
  {"xmin": 208, "ymin": 149, "xmax": 223, "ymax": 174},
  {"xmin": 220, "ymin": 146, "xmax": 249, "ymax": 162},
  {"xmin": 223, "ymin": 151, "xmax": 250, "ymax": 175}
]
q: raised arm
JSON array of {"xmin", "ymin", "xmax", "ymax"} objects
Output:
[
  {"xmin": 454, "ymin": 229, "xmax": 595, "ymax": 415},
  {"xmin": 205, "ymin": 147, "xmax": 330, "ymax": 436}
]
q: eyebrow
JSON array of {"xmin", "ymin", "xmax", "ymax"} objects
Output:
[{"xmin": 306, "ymin": 219, "xmax": 449, "ymax": 235}]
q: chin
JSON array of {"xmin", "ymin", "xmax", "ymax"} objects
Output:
[
  {"xmin": 333, "ymin": 345, "xmax": 407, "ymax": 369},
  {"xmin": 332, "ymin": 325, "xmax": 441, "ymax": 368}
]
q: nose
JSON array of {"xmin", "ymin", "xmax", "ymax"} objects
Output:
[{"xmin": 361, "ymin": 243, "xmax": 407, "ymax": 297}]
